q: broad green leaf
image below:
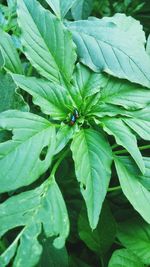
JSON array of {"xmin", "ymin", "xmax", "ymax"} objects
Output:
[
  {"xmin": 45, "ymin": 0, "xmax": 77, "ymax": 19},
  {"xmin": 0, "ymin": 73, "xmax": 28, "ymax": 112},
  {"xmin": 70, "ymin": 63, "xmax": 104, "ymax": 109},
  {"xmin": 146, "ymin": 34, "xmax": 150, "ymax": 57},
  {"xmin": 0, "ymin": 110, "xmax": 55, "ymax": 192},
  {"xmin": 102, "ymin": 118, "xmax": 145, "ymax": 173},
  {"xmin": 0, "ymin": 178, "xmax": 69, "ymax": 266},
  {"xmin": 78, "ymin": 202, "xmax": 116, "ymax": 255},
  {"xmin": 71, "ymin": 0, "xmax": 93, "ymax": 20},
  {"xmin": 55, "ymin": 125, "xmax": 77, "ymax": 155},
  {"xmin": 108, "ymin": 248, "xmax": 144, "ymax": 267},
  {"xmin": 71, "ymin": 128, "xmax": 112, "ymax": 229},
  {"xmin": 123, "ymin": 105, "xmax": 150, "ymax": 140},
  {"xmin": 17, "ymin": 0, "xmax": 76, "ymax": 85},
  {"xmin": 114, "ymin": 156, "xmax": 150, "ymax": 224},
  {"xmin": 117, "ymin": 217, "xmax": 150, "ymax": 265},
  {"xmin": 102, "ymin": 13, "xmax": 146, "ymax": 47},
  {"xmin": 67, "ymin": 18, "xmax": 150, "ymax": 88},
  {"xmin": 88, "ymin": 102, "xmax": 130, "ymax": 118},
  {"xmin": 12, "ymin": 74, "xmax": 72, "ymax": 119},
  {"xmin": 100, "ymin": 74, "xmax": 150, "ymax": 110},
  {"xmin": 39, "ymin": 238, "xmax": 68, "ymax": 267},
  {"xmin": 0, "ymin": 28, "xmax": 23, "ymax": 74}
]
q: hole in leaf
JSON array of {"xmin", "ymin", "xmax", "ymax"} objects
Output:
[
  {"xmin": 0, "ymin": 130, "xmax": 13, "ymax": 143},
  {"xmin": 80, "ymin": 183, "xmax": 86, "ymax": 190},
  {"xmin": 39, "ymin": 146, "xmax": 48, "ymax": 161}
]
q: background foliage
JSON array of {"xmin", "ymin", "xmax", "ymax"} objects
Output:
[{"xmin": 0, "ymin": 0, "xmax": 150, "ymax": 266}]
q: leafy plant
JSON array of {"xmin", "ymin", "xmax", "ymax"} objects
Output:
[{"xmin": 0, "ymin": 0, "xmax": 150, "ymax": 266}]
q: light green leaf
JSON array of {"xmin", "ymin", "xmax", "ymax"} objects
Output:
[
  {"xmin": 117, "ymin": 217, "xmax": 150, "ymax": 265},
  {"xmin": 12, "ymin": 74, "xmax": 72, "ymax": 119},
  {"xmin": 108, "ymin": 248, "xmax": 144, "ymax": 267},
  {"xmin": 0, "ymin": 28, "xmax": 23, "ymax": 74},
  {"xmin": 67, "ymin": 18, "xmax": 150, "ymax": 88},
  {"xmin": 0, "ymin": 110, "xmax": 55, "ymax": 192},
  {"xmin": 100, "ymin": 74, "xmax": 150, "ymax": 110},
  {"xmin": 0, "ymin": 73, "xmax": 28, "ymax": 112},
  {"xmin": 123, "ymin": 105, "xmax": 150, "ymax": 140},
  {"xmin": 0, "ymin": 178, "xmax": 69, "ymax": 266},
  {"xmin": 17, "ymin": 0, "xmax": 76, "ymax": 85},
  {"xmin": 114, "ymin": 156, "xmax": 150, "ymax": 224},
  {"xmin": 55, "ymin": 125, "xmax": 77, "ymax": 155},
  {"xmin": 102, "ymin": 13, "xmax": 146, "ymax": 47},
  {"xmin": 45, "ymin": 0, "xmax": 77, "ymax": 19},
  {"xmin": 71, "ymin": 128, "xmax": 112, "ymax": 229},
  {"xmin": 88, "ymin": 102, "xmax": 130, "ymax": 118},
  {"xmin": 70, "ymin": 63, "xmax": 104, "ymax": 109},
  {"xmin": 71, "ymin": 0, "xmax": 93, "ymax": 20},
  {"xmin": 146, "ymin": 34, "xmax": 150, "ymax": 57},
  {"xmin": 102, "ymin": 118, "xmax": 145, "ymax": 173},
  {"xmin": 78, "ymin": 201, "xmax": 116, "ymax": 255}
]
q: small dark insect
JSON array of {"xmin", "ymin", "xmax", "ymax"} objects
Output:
[
  {"xmin": 70, "ymin": 114, "xmax": 76, "ymax": 126},
  {"xmin": 73, "ymin": 108, "xmax": 79, "ymax": 118}
]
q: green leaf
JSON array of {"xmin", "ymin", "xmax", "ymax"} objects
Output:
[
  {"xmin": 39, "ymin": 238, "xmax": 68, "ymax": 267},
  {"xmin": 0, "ymin": 28, "xmax": 23, "ymax": 74},
  {"xmin": 55, "ymin": 125, "xmax": 77, "ymax": 155},
  {"xmin": 102, "ymin": 118, "xmax": 145, "ymax": 173},
  {"xmin": 45, "ymin": 0, "xmax": 77, "ymax": 19},
  {"xmin": 117, "ymin": 217, "xmax": 150, "ymax": 265},
  {"xmin": 12, "ymin": 74, "xmax": 72, "ymax": 119},
  {"xmin": 67, "ymin": 17, "xmax": 150, "ymax": 88},
  {"xmin": 0, "ymin": 178, "xmax": 69, "ymax": 266},
  {"xmin": 123, "ymin": 105, "xmax": 150, "ymax": 140},
  {"xmin": 78, "ymin": 201, "xmax": 116, "ymax": 255},
  {"xmin": 71, "ymin": 128, "xmax": 112, "ymax": 229},
  {"xmin": 146, "ymin": 34, "xmax": 150, "ymax": 57},
  {"xmin": 88, "ymin": 102, "xmax": 130, "ymax": 118},
  {"xmin": 114, "ymin": 156, "xmax": 150, "ymax": 224},
  {"xmin": 71, "ymin": 0, "xmax": 93, "ymax": 20},
  {"xmin": 0, "ymin": 73, "xmax": 28, "ymax": 112},
  {"xmin": 100, "ymin": 74, "xmax": 150, "ymax": 110},
  {"xmin": 0, "ymin": 110, "xmax": 55, "ymax": 192},
  {"xmin": 70, "ymin": 63, "xmax": 104, "ymax": 109},
  {"xmin": 108, "ymin": 248, "xmax": 144, "ymax": 267},
  {"xmin": 17, "ymin": 0, "xmax": 76, "ymax": 85},
  {"xmin": 102, "ymin": 13, "xmax": 146, "ymax": 47}
]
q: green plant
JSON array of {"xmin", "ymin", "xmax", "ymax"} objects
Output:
[{"xmin": 0, "ymin": 0, "xmax": 150, "ymax": 266}]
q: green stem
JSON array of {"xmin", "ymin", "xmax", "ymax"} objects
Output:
[
  {"xmin": 50, "ymin": 148, "xmax": 69, "ymax": 177},
  {"xmin": 114, "ymin": 145, "xmax": 150, "ymax": 155},
  {"xmin": 108, "ymin": 186, "xmax": 121, "ymax": 192},
  {"xmin": 112, "ymin": 144, "xmax": 119, "ymax": 149}
]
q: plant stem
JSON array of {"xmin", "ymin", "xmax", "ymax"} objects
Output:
[
  {"xmin": 108, "ymin": 186, "xmax": 121, "ymax": 192},
  {"xmin": 112, "ymin": 144, "xmax": 119, "ymax": 149},
  {"xmin": 114, "ymin": 145, "xmax": 150, "ymax": 155},
  {"xmin": 50, "ymin": 148, "xmax": 69, "ymax": 177}
]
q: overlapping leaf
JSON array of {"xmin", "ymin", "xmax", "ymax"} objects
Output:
[
  {"xmin": 0, "ymin": 178, "xmax": 69, "ymax": 266},
  {"xmin": 67, "ymin": 16, "xmax": 150, "ymax": 87},
  {"xmin": 71, "ymin": 0, "xmax": 93, "ymax": 20},
  {"xmin": 101, "ymin": 118, "xmax": 145, "ymax": 173},
  {"xmin": 45, "ymin": 0, "xmax": 77, "ymax": 19},
  {"xmin": 0, "ymin": 28, "xmax": 23, "ymax": 74},
  {"xmin": 12, "ymin": 74, "xmax": 73, "ymax": 119},
  {"xmin": 108, "ymin": 249, "xmax": 144, "ymax": 267},
  {"xmin": 71, "ymin": 128, "xmax": 112, "ymax": 229},
  {"xmin": 17, "ymin": 0, "xmax": 76, "ymax": 85},
  {"xmin": 114, "ymin": 156, "xmax": 150, "ymax": 224},
  {"xmin": 117, "ymin": 217, "xmax": 150, "ymax": 265},
  {"xmin": 0, "ymin": 110, "xmax": 55, "ymax": 192},
  {"xmin": 0, "ymin": 73, "xmax": 28, "ymax": 112}
]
